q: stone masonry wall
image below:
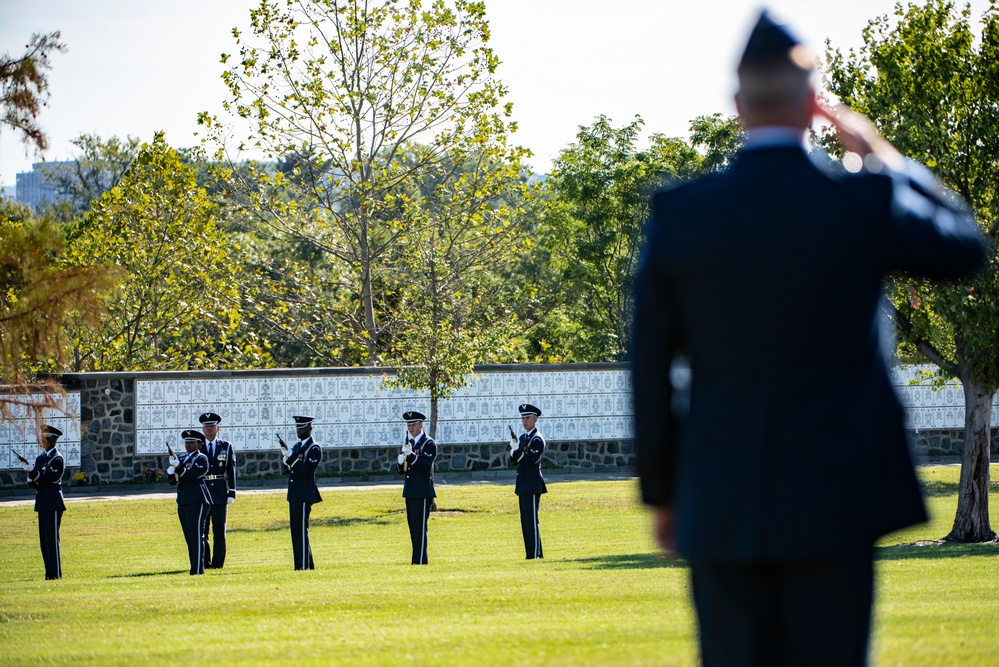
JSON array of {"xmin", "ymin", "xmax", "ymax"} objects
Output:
[{"xmin": 1, "ymin": 367, "xmax": 995, "ymax": 490}]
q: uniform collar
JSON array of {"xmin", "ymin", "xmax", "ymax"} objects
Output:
[{"xmin": 742, "ymin": 126, "xmax": 806, "ymax": 151}]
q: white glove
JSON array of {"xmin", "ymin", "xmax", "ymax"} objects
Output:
[
  {"xmin": 402, "ymin": 442, "xmax": 413, "ymax": 456},
  {"xmin": 167, "ymin": 466, "xmax": 176, "ymax": 475},
  {"xmin": 168, "ymin": 455, "xmax": 179, "ymax": 466},
  {"xmin": 510, "ymin": 440, "xmax": 519, "ymax": 454},
  {"xmin": 227, "ymin": 497, "xmax": 234, "ymax": 505},
  {"xmin": 397, "ymin": 454, "xmax": 406, "ymax": 465},
  {"xmin": 21, "ymin": 461, "xmax": 32, "ymax": 472}
]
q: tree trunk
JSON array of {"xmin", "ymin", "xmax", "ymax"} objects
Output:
[
  {"xmin": 428, "ymin": 391, "xmax": 439, "ymax": 440},
  {"xmin": 945, "ymin": 380, "xmax": 996, "ymax": 542}
]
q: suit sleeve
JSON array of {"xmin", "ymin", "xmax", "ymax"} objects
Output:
[
  {"xmin": 41, "ymin": 455, "xmax": 64, "ymax": 483},
  {"xmin": 409, "ymin": 439, "xmax": 437, "ymax": 473},
  {"xmin": 510, "ymin": 435, "xmax": 526, "ymax": 465},
  {"xmin": 181, "ymin": 454, "xmax": 209, "ymax": 479},
  {"xmin": 882, "ymin": 160, "xmax": 987, "ymax": 278},
  {"xmin": 28, "ymin": 455, "xmax": 64, "ymax": 484},
  {"xmin": 301, "ymin": 444, "xmax": 322, "ymax": 472},
  {"xmin": 225, "ymin": 443, "xmax": 237, "ymax": 498},
  {"xmin": 525, "ymin": 435, "xmax": 544, "ymax": 465},
  {"xmin": 631, "ymin": 202, "xmax": 683, "ymax": 507}
]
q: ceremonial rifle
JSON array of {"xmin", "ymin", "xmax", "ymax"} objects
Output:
[
  {"xmin": 11, "ymin": 448, "xmax": 29, "ymax": 466},
  {"xmin": 166, "ymin": 442, "xmax": 180, "ymax": 483},
  {"xmin": 277, "ymin": 433, "xmax": 291, "ymax": 469},
  {"xmin": 402, "ymin": 430, "xmax": 409, "ymax": 473}
]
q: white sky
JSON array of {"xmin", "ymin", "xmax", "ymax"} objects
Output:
[{"xmin": 0, "ymin": 0, "xmax": 993, "ymax": 185}]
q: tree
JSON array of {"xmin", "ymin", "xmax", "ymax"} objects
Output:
[
  {"xmin": 826, "ymin": 0, "xmax": 998, "ymax": 542},
  {"xmin": 199, "ymin": 0, "xmax": 523, "ymax": 366},
  {"xmin": 63, "ymin": 133, "xmax": 269, "ymax": 371},
  {"xmin": 39, "ymin": 133, "xmax": 140, "ymax": 219},
  {"xmin": 385, "ymin": 148, "xmax": 534, "ymax": 436},
  {"xmin": 529, "ymin": 114, "xmax": 742, "ymax": 362},
  {"xmin": 0, "ymin": 31, "xmax": 65, "ymax": 154},
  {"xmin": 0, "ymin": 199, "xmax": 111, "ymax": 426}
]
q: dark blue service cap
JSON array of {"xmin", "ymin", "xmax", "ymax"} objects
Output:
[
  {"xmin": 292, "ymin": 415, "xmax": 315, "ymax": 426},
  {"xmin": 182, "ymin": 429, "xmax": 206, "ymax": 443},
  {"xmin": 518, "ymin": 403, "xmax": 542, "ymax": 417},
  {"xmin": 43, "ymin": 425, "xmax": 63, "ymax": 439},
  {"xmin": 199, "ymin": 412, "xmax": 222, "ymax": 426},
  {"xmin": 402, "ymin": 411, "xmax": 426, "ymax": 423},
  {"xmin": 738, "ymin": 9, "xmax": 809, "ymax": 71}
]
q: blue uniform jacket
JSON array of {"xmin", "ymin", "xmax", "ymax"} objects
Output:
[
  {"xmin": 632, "ymin": 144, "xmax": 987, "ymax": 561},
  {"xmin": 397, "ymin": 433, "xmax": 437, "ymax": 499},
  {"xmin": 285, "ymin": 438, "xmax": 323, "ymax": 504},
  {"xmin": 511, "ymin": 429, "xmax": 547, "ymax": 496},
  {"xmin": 200, "ymin": 439, "xmax": 237, "ymax": 504},
  {"xmin": 28, "ymin": 448, "xmax": 66, "ymax": 513},
  {"xmin": 170, "ymin": 451, "xmax": 210, "ymax": 506}
]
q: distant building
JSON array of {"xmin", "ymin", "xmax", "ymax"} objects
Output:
[
  {"xmin": 2, "ymin": 185, "xmax": 14, "ymax": 202},
  {"xmin": 15, "ymin": 161, "xmax": 75, "ymax": 210}
]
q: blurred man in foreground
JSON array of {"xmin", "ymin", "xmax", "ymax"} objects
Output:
[{"xmin": 632, "ymin": 10, "xmax": 986, "ymax": 666}]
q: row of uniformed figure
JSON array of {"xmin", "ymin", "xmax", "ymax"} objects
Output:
[{"xmin": 21, "ymin": 403, "xmax": 548, "ymax": 578}]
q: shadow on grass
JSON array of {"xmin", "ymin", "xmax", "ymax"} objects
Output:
[
  {"xmin": 876, "ymin": 541, "xmax": 999, "ymax": 561},
  {"xmin": 110, "ymin": 569, "xmax": 189, "ymax": 578},
  {"xmin": 229, "ymin": 515, "xmax": 393, "ymax": 533},
  {"xmin": 570, "ymin": 552, "xmax": 688, "ymax": 570},
  {"xmin": 920, "ymin": 480, "xmax": 960, "ymax": 497}
]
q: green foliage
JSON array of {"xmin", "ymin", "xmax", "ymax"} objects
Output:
[
  {"xmin": 0, "ymin": 200, "xmax": 111, "ymax": 384},
  {"xmin": 62, "ymin": 133, "xmax": 270, "ymax": 371},
  {"xmin": 200, "ymin": 0, "xmax": 526, "ymax": 374},
  {"xmin": 525, "ymin": 114, "xmax": 742, "ymax": 362},
  {"xmin": 826, "ymin": 0, "xmax": 999, "ymax": 389},
  {"xmin": 383, "ymin": 148, "xmax": 538, "ymax": 431},
  {"xmin": 38, "ymin": 133, "xmax": 141, "ymax": 220},
  {"xmin": 0, "ymin": 31, "xmax": 65, "ymax": 153},
  {"xmin": 825, "ymin": 0, "xmax": 999, "ymax": 542}
]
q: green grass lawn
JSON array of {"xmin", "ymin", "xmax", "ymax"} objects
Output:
[{"xmin": 0, "ymin": 466, "xmax": 997, "ymax": 666}]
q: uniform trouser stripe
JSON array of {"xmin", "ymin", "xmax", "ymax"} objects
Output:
[
  {"xmin": 300, "ymin": 503, "xmax": 308, "ymax": 570},
  {"xmin": 419, "ymin": 499, "xmax": 428, "ymax": 565},
  {"xmin": 39, "ymin": 510, "xmax": 63, "ymax": 578},
  {"xmin": 290, "ymin": 502, "xmax": 312, "ymax": 570},
  {"xmin": 405, "ymin": 497, "xmax": 430, "ymax": 564},
  {"xmin": 519, "ymin": 494, "xmax": 543, "ymax": 559},
  {"xmin": 179, "ymin": 504, "xmax": 206, "ymax": 574},
  {"xmin": 196, "ymin": 505, "xmax": 205, "ymax": 574},
  {"xmin": 533, "ymin": 497, "xmax": 540, "ymax": 559},
  {"xmin": 203, "ymin": 503, "xmax": 228, "ymax": 568}
]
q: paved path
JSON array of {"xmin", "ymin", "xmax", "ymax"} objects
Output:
[{"xmin": 0, "ymin": 470, "xmax": 638, "ymax": 507}]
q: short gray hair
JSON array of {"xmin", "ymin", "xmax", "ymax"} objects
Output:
[{"xmin": 737, "ymin": 65, "xmax": 812, "ymax": 114}]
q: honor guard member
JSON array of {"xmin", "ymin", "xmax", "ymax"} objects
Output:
[
  {"xmin": 198, "ymin": 412, "xmax": 236, "ymax": 569},
  {"xmin": 509, "ymin": 404, "xmax": 547, "ymax": 559},
  {"xmin": 396, "ymin": 411, "xmax": 438, "ymax": 565},
  {"xmin": 168, "ymin": 430, "xmax": 210, "ymax": 575},
  {"xmin": 282, "ymin": 415, "xmax": 322, "ymax": 570},
  {"xmin": 20, "ymin": 425, "xmax": 67, "ymax": 580}
]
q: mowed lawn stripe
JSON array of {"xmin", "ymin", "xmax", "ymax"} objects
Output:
[{"xmin": 0, "ymin": 470, "xmax": 996, "ymax": 666}]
